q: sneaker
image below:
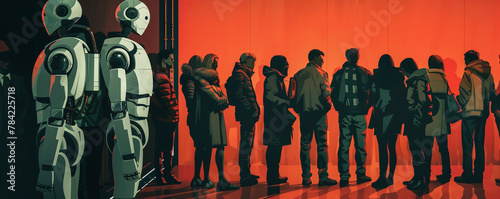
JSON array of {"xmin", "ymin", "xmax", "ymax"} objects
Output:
[
  {"xmin": 318, "ymin": 178, "xmax": 338, "ymax": 186},
  {"xmin": 267, "ymin": 176, "xmax": 288, "ymax": 186},
  {"xmin": 217, "ymin": 179, "xmax": 239, "ymax": 191},
  {"xmin": 240, "ymin": 176, "xmax": 258, "ymax": 187},
  {"xmin": 190, "ymin": 177, "xmax": 203, "ymax": 188},
  {"xmin": 202, "ymin": 180, "xmax": 215, "ymax": 189},
  {"xmin": 454, "ymin": 175, "xmax": 474, "ymax": 184},
  {"xmin": 407, "ymin": 178, "xmax": 428, "ymax": 190},
  {"xmin": 302, "ymin": 178, "xmax": 312, "ymax": 186},
  {"xmin": 495, "ymin": 178, "xmax": 500, "ymax": 183},
  {"xmin": 339, "ymin": 179, "xmax": 349, "ymax": 187},
  {"xmin": 371, "ymin": 177, "xmax": 388, "ymax": 189},
  {"xmin": 165, "ymin": 175, "xmax": 181, "ymax": 185},
  {"xmin": 357, "ymin": 175, "xmax": 372, "ymax": 184},
  {"xmin": 436, "ymin": 174, "xmax": 450, "ymax": 184}
]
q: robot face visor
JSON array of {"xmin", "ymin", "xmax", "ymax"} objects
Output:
[
  {"xmin": 42, "ymin": 0, "xmax": 82, "ymax": 35},
  {"xmin": 116, "ymin": 0, "xmax": 150, "ymax": 35}
]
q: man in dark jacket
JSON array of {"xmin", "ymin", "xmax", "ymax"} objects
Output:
[
  {"xmin": 293, "ymin": 49, "xmax": 337, "ymax": 186},
  {"xmin": 331, "ymin": 48, "xmax": 372, "ymax": 187},
  {"xmin": 151, "ymin": 49, "xmax": 180, "ymax": 185},
  {"xmin": 233, "ymin": 52, "xmax": 260, "ymax": 186},
  {"xmin": 455, "ymin": 50, "xmax": 495, "ymax": 184},
  {"xmin": 263, "ymin": 55, "xmax": 296, "ymax": 185}
]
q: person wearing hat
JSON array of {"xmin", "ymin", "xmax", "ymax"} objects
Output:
[{"xmin": 262, "ymin": 55, "xmax": 296, "ymax": 185}]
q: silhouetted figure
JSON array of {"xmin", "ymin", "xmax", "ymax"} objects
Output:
[
  {"xmin": 292, "ymin": 49, "xmax": 337, "ymax": 186},
  {"xmin": 400, "ymin": 58, "xmax": 433, "ymax": 190},
  {"xmin": 262, "ymin": 55, "xmax": 296, "ymax": 185},
  {"xmin": 495, "ymin": 54, "xmax": 500, "ymax": 185},
  {"xmin": 425, "ymin": 55, "xmax": 452, "ymax": 184},
  {"xmin": 331, "ymin": 48, "xmax": 372, "ymax": 187},
  {"xmin": 455, "ymin": 50, "xmax": 495, "ymax": 184},
  {"xmin": 180, "ymin": 55, "xmax": 203, "ymax": 187},
  {"xmin": 192, "ymin": 54, "xmax": 239, "ymax": 191},
  {"xmin": 230, "ymin": 53, "xmax": 260, "ymax": 187},
  {"xmin": 368, "ymin": 54, "xmax": 405, "ymax": 189},
  {"xmin": 151, "ymin": 49, "xmax": 181, "ymax": 185}
]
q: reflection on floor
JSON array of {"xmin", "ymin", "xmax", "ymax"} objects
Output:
[{"xmin": 137, "ymin": 164, "xmax": 500, "ymax": 199}]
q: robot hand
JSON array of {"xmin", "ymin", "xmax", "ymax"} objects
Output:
[
  {"xmin": 122, "ymin": 159, "xmax": 141, "ymax": 181},
  {"xmin": 36, "ymin": 170, "xmax": 54, "ymax": 192}
]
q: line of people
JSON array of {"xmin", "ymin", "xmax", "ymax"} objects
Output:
[{"xmin": 154, "ymin": 48, "xmax": 499, "ymax": 192}]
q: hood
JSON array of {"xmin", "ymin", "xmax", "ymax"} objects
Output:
[
  {"xmin": 232, "ymin": 62, "xmax": 254, "ymax": 77},
  {"xmin": 373, "ymin": 68, "xmax": 405, "ymax": 89},
  {"xmin": 466, "ymin": 59, "xmax": 491, "ymax": 78},
  {"xmin": 263, "ymin": 65, "xmax": 286, "ymax": 78},
  {"xmin": 193, "ymin": 68, "xmax": 219, "ymax": 82},
  {"xmin": 407, "ymin": 68, "xmax": 430, "ymax": 83},
  {"xmin": 181, "ymin": 64, "xmax": 192, "ymax": 76},
  {"xmin": 180, "ymin": 73, "xmax": 194, "ymax": 86}
]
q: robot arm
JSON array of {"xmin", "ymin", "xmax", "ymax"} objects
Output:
[
  {"xmin": 36, "ymin": 51, "xmax": 71, "ymax": 192},
  {"xmin": 107, "ymin": 48, "xmax": 140, "ymax": 181}
]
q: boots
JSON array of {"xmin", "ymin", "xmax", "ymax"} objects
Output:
[{"xmin": 407, "ymin": 165, "xmax": 428, "ymax": 190}]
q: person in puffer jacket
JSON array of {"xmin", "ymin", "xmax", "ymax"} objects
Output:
[
  {"xmin": 454, "ymin": 50, "xmax": 495, "ymax": 184},
  {"xmin": 179, "ymin": 55, "xmax": 203, "ymax": 188},
  {"xmin": 400, "ymin": 58, "xmax": 433, "ymax": 190},
  {"xmin": 192, "ymin": 53, "xmax": 239, "ymax": 191},
  {"xmin": 151, "ymin": 49, "xmax": 180, "ymax": 185},
  {"xmin": 232, "ymin": 52, "xmax": 261, "ymax": 187}
]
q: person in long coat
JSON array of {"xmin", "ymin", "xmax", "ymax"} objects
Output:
[
  {"xmin": 180, "ymin": 55, "xmax": 203, "ymax": 187},
  {"xmin": 425, "ymin": 55, "xmax": 452, "ymax": 184},
  {"xmin": 262, "ymin": 55, "xmax": 296, "ymax": 185},
  {"xmin": 368, "ymin": 54, "xmax": 406, "ymax": 188},
  {"xmin": 192, "ymin": 54, "xmax": 239, "ymax": 191}
]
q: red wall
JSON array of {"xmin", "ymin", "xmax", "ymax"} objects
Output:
[{"xmin": 177, "ymin": 0, "xmax": 500, "ymax": 167}]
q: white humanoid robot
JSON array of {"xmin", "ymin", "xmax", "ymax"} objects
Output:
[
  {"xmin": 32, "ymin": 0, "xmax": 100, "ymax": 198},
  {"xmin": 99, "ymin": 0, "xmax": 152, "ymax": 198}
]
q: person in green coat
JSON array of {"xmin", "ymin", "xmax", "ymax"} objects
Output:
[
  {"xmin": 192, "ymin": 54, "xmax": 238, "ymax": 191},
  {"xmin": 262, "ymin": 55, "xmax": 296, "ymax": 185}
]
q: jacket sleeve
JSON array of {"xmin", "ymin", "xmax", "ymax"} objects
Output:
[
  {"xmin": 362, "ymin": 69, "xmax": 374, "ymax": 107},
  {"xmin": 154, "ymin": 74, "xmax": 179, "ymax": 113},
  {"xmin": 198, "ymin": 78, "xmax": 228, "ymax": 106},
  {"xmin": 185, "ymin": 80, "xmax": 195, "ymax": 102},
  {"xmin": 264, "ymin": 75, "xmax": 290, "ymax": 107},
  {"xmin": 457, "ymin": 72, "xmax": 472, "ymax": 109},
  {"xmin": 234, "ymin": 72, "xmax": 254, "ymax": 112}
]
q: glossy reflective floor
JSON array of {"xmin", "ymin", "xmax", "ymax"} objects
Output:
[{"xmin": 136, "ymin": 164, "xmax": 500, "ymax": 198}]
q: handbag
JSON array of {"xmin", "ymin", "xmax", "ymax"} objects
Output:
[{"xmin": 443, "ymin": 77, "xmax": 461, "ymax": 123}]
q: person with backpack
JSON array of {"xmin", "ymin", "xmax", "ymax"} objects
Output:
[
  {"xmin": 425, "ymin": 55, "xmax": 452, "ymax": 184},
  {"xmin": 331, "ymin": 48, "xmax": 373, "ymax": 187},
  {"xmin": 293, "ymin": 49, "xmax": 337, "ymax": 186},
  {"xmin": 368, "ymin": 54, "xmax": 406, "ymax": 189},
  {"xmin": 262, "ymin": 55, "xmax": 296, "ymax": 185},
  {"xmin": 180, "ymin": 55, "xmax": 204, "ymax": 187},
  {"xmin": 192, "ymin": 54, "xmax": 239, "ymax": 191},
  {"xmin": 455, "ymin": 50, "xmax": 495, "ymax": 184},
  {"xmin": 226, "ymin": 52, "xmax": 261, "ymax": 187},
  {"xmin": 400, "ymin": 58, "xmax": 433, "ymax": 190}
]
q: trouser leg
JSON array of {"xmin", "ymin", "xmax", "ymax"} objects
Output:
[{"xmin": 239, "ymin": 122, "xmax": 256, "ymax": 178}]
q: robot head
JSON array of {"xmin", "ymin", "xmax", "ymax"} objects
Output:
[
  {"xmin": 42, "ymin": 0, "xmax": 82, "ymax": 35},
  {"xmin": 115, "ymin": 0, "xmax": 150, "ymax": 36}
]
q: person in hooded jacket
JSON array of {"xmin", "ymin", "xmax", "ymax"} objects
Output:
[
  {"xmin": 262, "ymin": 55, "xmax": 296, "ymax": 185},
  {"xmin": 455, "ymin": 50, "xmax": 495, "ymax": 184},
  {"xmin": 231, "ymin": 53, "xmax": 261, "ymax": 186},
  {"xmin": 151, "ymin": 49, "xmax": 181, "ymax": 185},
  {"xmin": 331, "ymin": 48, "xmax": 373, "ymax": 187},
  {"xmin": 180, "ymin": 55, "xmax": 204, "ymax": 187},
  {"xmin": 400, "ymin": 58, "xmax": 433, "ymax": 190},
  {"xmin": 494, "ymin": 54, "xmax": 500, "ymax": 185},
  {"xmin": 192, "ymin": 54, "xmax": 239, "ymax": 191},
  {"xmin": 425, "ymin": 55, "xmax": 452, "ymax": 184},
  {"xmin": 368, "ymin": 54, "xmax": 406, "ymax": 189}
]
